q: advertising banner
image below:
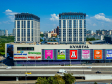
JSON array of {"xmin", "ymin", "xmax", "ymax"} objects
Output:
[
  {"xmin": 82, "ymin": 50, "xmax": 90, "ymax": 59},
  {"xmin": 45, "ymin": 50, "xmax": 53, "ymax": 59},
  {"xmin": 106, "ymin": 50, "xmax": 112, "ymax": 59},
  {"xmin": 7, "ymin": 44, "xmax": 13, "ymax": 59},
  {"xmin": 70, "ymin": 50, "xmax": 78, "ymax": 59},
  {"xmin": 57, "ymin": 50, "xmax": 66, "ymax": 60},
  {"xmin": 94, "ymin": 50, "xmax": 102, "ymax": 59}
]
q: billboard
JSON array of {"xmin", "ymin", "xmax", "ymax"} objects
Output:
[
  {"xmin": 70, "ymin": 50, "xmax": 78, "ymax": 59},
  {"xmin": 7, "ymin": 44, "xmax": 13, "ymax": 59},
  {"xmin": 45, "ymin": 50, "xmax": 53, "ymax": 60},
  {"xmin": 14, "ymin": 51, "xmax": 42, "ymax": 60},
  {"xmin": 94, "ymin": 50, "xmax": 102, "ymax": 59},
  {"xmin": 106, "ymin": 50, "xmax": 112, "ymax": 59},
  {"xmin": 57, "ymin": 50, "xmax": 66, "ymax": 60},
  {"xmin": 82, "ymin": 50, "xmax": 90, "ymax": 60}
]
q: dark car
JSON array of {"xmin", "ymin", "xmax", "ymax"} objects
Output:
[{"xmin": 96, "ymin": 71, "xmax": 101, "ymax": 74}]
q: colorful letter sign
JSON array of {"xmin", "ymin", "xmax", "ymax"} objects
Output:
[
  {"xmin": 70, "ymin": 50, "xmax": 78, "ymax": 59},
  {"xmin": 57, "ymin": 50, "xmax": 66, "ymax": 60},
  {"xmin": 94, "ymin": 50, "xmax": 102, "ymax": 59},
  {"xmin": 82, "ymin": 50, "xmax": 90, "ymax": 59},
  {"xmin": 45, "ymin": 50, "xmax": 53, "ymax": 59},
  {"xmin": 106, "ymin": 50, "xmax": 112, "ymax": 59}
]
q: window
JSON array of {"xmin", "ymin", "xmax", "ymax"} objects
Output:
[
  {"xmin": 84, "ymin": 20, "xmax": 86, "ymax": 28},
  {"xmin": 32, "ymin": 21, "xmax": 33, "ymax": 28},
  {"xmin": 32, "ymin": 29, "xmax": 33, "ymax": 36},
  {"xmin": 17, "ymin": 21, "xmax": 20, "ymax": 28},
  {"xmin": 80, "ymin": 38, "xmax": 82, "ymax": 41},
  {"xmin": 22, "ymin": 29, "xmax": 23, "ymax": 37},
  {"xmin": 69, "ymin": 20, "xmax": 72, "ymax": 28},
  {"xmin": 27, "ymin": 38, "xmax": 30, "ymax": 41},
  {"xmin": 17, "ymin": 38, "xmax": 20, "ymax": 41},
  {"xmin": 24, "ymin": 29, "xmax": 26, "ymax": 37},
  {"xmin": 69, "ymin": 38, "xmax": 72, "ymax": 41},
  {"xmin": 27, "ymin": 29, "xmax": 30, "ymax": 37},
  {"xmin": 24, "ymin": 38, "xmax": 26, "ymax": 41},
  {"xmin": 17, "ymin": 29, "xmax": 20, "ymax": 37},
  {"xmin": 17, "ymin": 47, "xmax": 34, "ymax": 50},
  {"xmin": 63, "ymin": 20, "xmax": 66, "ymax": 28},
  {"xmin": 79, "ymin": 20, "xmax": 82, "ymax": 28},
  {"xmin": 59, "ymin": 20, "xmax": 61, "ymax": 28},
  {"xmin": 27, "ymin": 21, "xmax": 30, "ymax": 28},
  {"xmin": 73, "ymin": 20, "xmax": 76, "ymax": 28},
  {"xmin": 24, "ymin": 21, "xmax": 26, "ymax": 28},
  {"xmin": 21, "ymin": 21, "xmax": 23, "ymax": 28}
]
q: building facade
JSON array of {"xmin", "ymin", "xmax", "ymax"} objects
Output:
[
  {"xmin": 5, "ymin": 43, "xmax": 112, "ymax": 66},
  {"xmin": 14, "ymin": 13, "xmax": 40, "ymax": 43},
  {"xmin": 86, "ymin": 30, "xmax": 93, "ymax": 35},
  {"xmin": 59, "ymin": 12, "xmax": 86, "ymax": 44},
  {"xmin": 0, "ymin": 29, "xmax": 5, "ymax": 36},
  {"xmin": 96, "ymin": 29, "xmax": 111, "ymax": 35},
  {"xmin": 5, "ymin": 30, "xmax": 8, "ymax": 36}
]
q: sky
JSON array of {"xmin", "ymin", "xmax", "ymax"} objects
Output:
[{"xmin": 0, "ymin": 0, "xmax": 112, "ymax": 34}]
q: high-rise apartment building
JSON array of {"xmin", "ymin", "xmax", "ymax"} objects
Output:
[
  {"xmin": 86, "ymin": 30, "xmax": 93, "ymax": 35},
  {"xmin": 59, "ymin": 12, "xmax": 86, "ymax": 44},
  {"xmin": 14, "ymin": 13, "xmax": 40, "ymax": 43},
  {"xmin": 5, "ymin": 30, "xmax": 8, "ymax": 36},
  {"xmin": 0, "ymin": 29, "xmax": 5, "ymax": 36}
]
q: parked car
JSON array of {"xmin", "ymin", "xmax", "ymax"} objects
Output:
[
  {"xmin": 6, "ymin": 66, "xmax": 12, "ymax": 69},
  {"xmin": 96, "ymin": 71, "xmax": 101, "ymax": 74}
]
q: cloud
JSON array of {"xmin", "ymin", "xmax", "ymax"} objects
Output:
[
  {"xmin": 86, "ymin": 15, "xmax": 88, "ymax": 17},
  {"xmin": 4, "ymin": 9, "xmax": 18, "ymax": 22},
  {"xmin": 87, "ymin": 13, "xmax": 112, "ymax": 32},
  {"xmin": 50, "ymin": 14, "xmax": 59, "ymax": 21},
  {"xmin": 3, "ymin": 21, "xmax": 10, "ymax": 24},
  {"xmin": 94, "ymin": 13, "xmax": 111, "ymax": 22},
  {"xmin": 93, "ymin": 23, "xmax": 97, "ymax": 26}
]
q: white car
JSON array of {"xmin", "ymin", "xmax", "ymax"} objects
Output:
[
  {"xmin": 59, "ymin": 69, "xmax": 67, "ymax": 73},
  {"xmin": 6, "ymin": 66, "xmax": 12, "ymax": 69},
  {"xmin": 87, "ymin": 67, "xmax": 92, "ymax": 69}
]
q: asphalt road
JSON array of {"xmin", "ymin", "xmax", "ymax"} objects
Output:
[
  {"xmin": 0, "ymin": 66, "xmax": 112, "ymax": 75},
  {"xmin": 0, "ymin": 71, "xmax": 112, "ymax": 74}
]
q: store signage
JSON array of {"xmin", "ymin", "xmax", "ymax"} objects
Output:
[
  {"xmin": 28, "ymin": 56, "xmax": 41, "ymax": 59},
  {"xmin": 14, "ymin": 53, "xmax": 27, "ymax": 55},
  {"xmin": 17, "ymin": 51, "xmax": 24, "ymax": 53},
  {"xmin": 94, "ymin": 50, "xmax": 102, "ymax": 59},
  {"xmin": 45, "ymin": 50, "xmax": 53, "ymax": 59},
  {"xmin": 70, "ymin": 45, "xmax": 89, "ymax": 48},
  {"xmin": 70, "ymin": 50, "xmax": 78, "ymax": 59},
  {"xmin": 14, "ymin": 53, "xmax": 22, "ymax": 55},
  {"xmin": 22, "ymin": 54, "xmax": 27, "ymax": 55},
  {"xmin": 82, "ymin": 50, "xmax": 90, "ymax": 59},
  {"xmin": 57, "ymin": 50, "xmax": 66, "ymax": 60},
  {"xmin": 28, "ymin": 52, "xmax": 41, "ymax": 54},
  {"xmin": 106, "ymin": 50, "xmax": 112, "ymax": 59},
  {"xmin": 14, "ymin": 57, "xmax": 27, "ymax": 59}
]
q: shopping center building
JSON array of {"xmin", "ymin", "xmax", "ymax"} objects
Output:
[{"xmin": 5, "ymin": 43, "xmax": 112, "ymax": 66}]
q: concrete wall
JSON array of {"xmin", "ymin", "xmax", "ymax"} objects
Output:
[{"xmin": 85, "ymin": 74, "xmax": 112, "ymax": 80}]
